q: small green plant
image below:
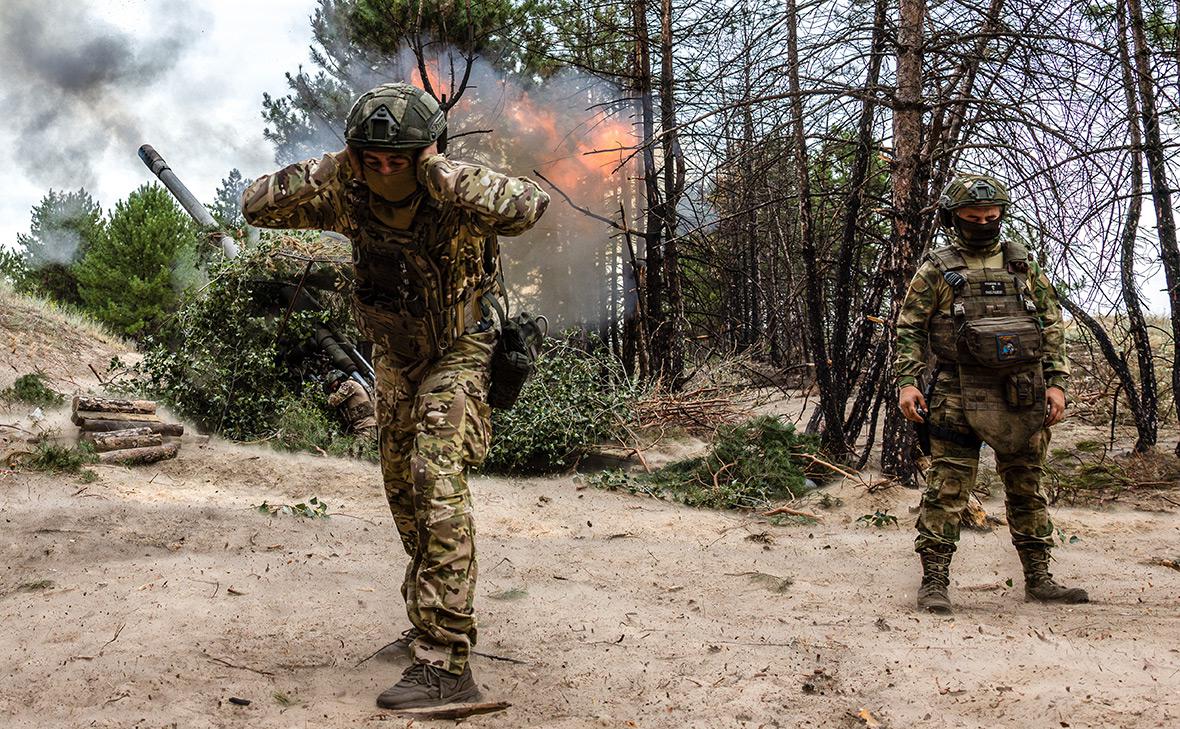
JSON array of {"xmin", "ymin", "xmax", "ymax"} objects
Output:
[
  {"xmin": 1, "ymin": 372, "xmax": 65, "ymax": 408},
  {"xmin": 272, "ymin": 691, "xmax": 296, "ymax": 707},
  {"xmin": 256, "ymin": 497, "xmax": 330, "ymax": 519},
  {"xmin": 272, "ymin": 389, "xmax": 378, "ymax": 462},
  {"xmin": 17, "ymin": 440, "xmax": 97, "ymax": 474},
  {"xmin": 1055, "ymin": 527, "xmax": 1080, "ymax": 545},
  {"xmin": 856, "ymin": 510, "xmax": 899, "ymax": 529},
  {"xmin": 817, "ymin": 492, "xmax": 844, "ymax": 509},
  {"xmin": 18, "ymin": 579, "xmax": 55, "ymax": 591}
]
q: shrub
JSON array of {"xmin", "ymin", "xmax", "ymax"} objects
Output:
[
  {"xmin": 594, "ymin": 415, "xmax": 827, "ymax": 510},
  {"xmin": 483, "ymin": 337, "xmax": 642, "ymax": 473},
  {"xmin": 1, "ymin": 373, "xmax": 65, "ymax": 408}
]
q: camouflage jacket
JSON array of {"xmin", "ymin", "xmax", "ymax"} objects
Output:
[
  {"xmin": 241, "ymin": 151, "xmax": 549, "ymax": 359},
  {"xmin": 327, "ymin": 378, "xmax": 377, "ymax": 432},
  {"xmin": 894, "ymin": 238, "xmax": 1070, "ymax": 392}
]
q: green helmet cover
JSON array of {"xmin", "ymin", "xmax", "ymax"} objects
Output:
[
  {"xmin": 345, "ymin": 83, "xmax": 446, "ymax": 151},
  {"xmin": 938, "ymin": 174, "xmax": 1011, "ymax": 227}
]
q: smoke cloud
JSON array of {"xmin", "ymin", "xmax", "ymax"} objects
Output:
[{"xmin": 0, "ymin": 0, "xmax": 211, "ymax": 189}]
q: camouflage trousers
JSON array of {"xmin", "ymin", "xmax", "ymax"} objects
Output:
[
  {"xmin": 915, "ymin": 387, "xmax": 1055, "ymax": 554},
  {"xmin": 373, "ymin": 329, "xmax": 495, "ymax": 674}
]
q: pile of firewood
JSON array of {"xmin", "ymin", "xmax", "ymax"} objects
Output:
[{"xmin": 71, "ymin": 396, "xmax": 183, "ymax": 466}]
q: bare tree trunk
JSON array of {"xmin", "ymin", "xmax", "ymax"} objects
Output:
[
  {"xmin": 634, "ymin": 0, "xmax": 665, "ymax": 380},
  {"xmin": 1127, "ymin": 0, "xmax": 1180, "ymax": 454},
  {"xmin": 881, "ymin": 0, "xmax": 927, "ymax": 479},
  {"xmin": 1116, "ymin": 0, "xmax": 1158, "ymax": 451},
  {"xmin": 659, "ymin": 0, "xmax": 686, "ymax": 384}
]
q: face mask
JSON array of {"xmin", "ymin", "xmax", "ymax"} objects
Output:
[
  {"xmin": 364, "ymin": 166, "xmax": 419, "ymax": 205},
  {"xmin": 954, "ymin": 217, "xmax": 1002, "ymax": 247}
]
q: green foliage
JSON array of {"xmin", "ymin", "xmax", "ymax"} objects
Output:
[
  {"xmin": 75, "ymin": 183, "xmax": 200, "ymax": 338},
  {"xmin": 209, "ymin": 168, "xmax": 252, "ymax": 233},
  {"xmin": 7, "ymin": 189, "xmax": 105, "ymax": 304},
  {"xmin": 132, "ymin": 238, "xmax": 331, "ymax": 440},
  {"xmin": 1, "ymin": 373, "xmax": 64, "ymax": 408},
  {"xmin": 856, "ymin": 510, "xmax": 899, "ymax": 529},
  {"xmin": 18, "ymin": 440, "xmax": 97, "ymax": 474},
  {"xmin": 256, "ymin": 497, "xmax": 330, "ymax": 519},
  {"xmin": 273, "ymin": 389, "xmax": 378, "ymax": 462},
  {"xmin": 592, "ymin": 416, "xmax": 826, "ymax": 510},
  {"xmin": 1056, "ymin": 527, "xmax": 1081, "ymax": 546},
  {"xmin": 483, "ymin": 337, "xmax": 642, "ymax": 472}
]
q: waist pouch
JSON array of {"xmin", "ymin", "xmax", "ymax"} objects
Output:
[
  {"xmin": 487, "ymin": 310, "xmax": 547, "ymax": 409},
  {"xmin": 958, "ymin": 316, "xmax": 1043, "ymax": 367}
]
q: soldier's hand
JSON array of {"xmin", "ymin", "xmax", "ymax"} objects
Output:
[
  {"xmin": 342, "ymin": 146, "xmax": 363, "ymax": 180},
  {"xmin": 416, "ymin": 141, "xmax": 440, "ymax": 185},
  {"xmin": 1045, "ymin": 386, "xmax": 1067, "ymax": 427},
  {"xmin": 899, "ymin": 385, "xmax": 927, "ymax": 424}
]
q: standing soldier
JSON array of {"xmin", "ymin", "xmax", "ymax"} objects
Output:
[
  {"xmin": 895, "ymin": 173, "xmax": 1088, "ymax": 614},
  {"xmin": 325, "ymin": 370, "xmax": 378, "ymax": 439},
  {"xmin": 242, "ymin": 83, "xmax": 549, "ymax": 708}
]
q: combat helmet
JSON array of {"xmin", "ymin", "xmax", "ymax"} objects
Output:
[
  {"xmin": 345, "ymin": 83, "xmax": 447, "ymax": 151},
  {"xmin": 938, "ymin": 174, "xmax": 1011, "ymax": 228}
]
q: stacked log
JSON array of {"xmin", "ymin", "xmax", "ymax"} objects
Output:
[{"xmin": 72, "ymin": 396, "xmax": 182, "ymax": 466}]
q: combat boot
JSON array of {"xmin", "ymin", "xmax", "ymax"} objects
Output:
[
  {"xmin": 917, "ymin": 546, "xmax": 954, "ymax": 614},
  {"xmin": 376, "ymin": 662, "xmax": 482, "ymax": 710},
  {"xmin": 1018, "ymin": 546, "xmax": 1089, "ymax": 604}
]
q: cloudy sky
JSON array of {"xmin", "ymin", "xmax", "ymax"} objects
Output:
[{"xmin": 0, "ymin": 0, "xmax": 317, "ymax": 247}]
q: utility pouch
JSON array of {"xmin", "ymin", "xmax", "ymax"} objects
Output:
[
  {"xmin": 1004, "ymin": 370, "xmax": 1036, "ymax": 409},
  {"xmin": 486, "ymin": 304, "xmax": 548, "ymax": 410},
  {"xmin": 958, "ymin": 316, "xmax": 1043, "ymax": 367}
]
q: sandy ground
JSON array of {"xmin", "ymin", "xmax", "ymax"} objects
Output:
[{"xmin": 2, "ymin": 426, "xmax": 1179, "ymax": 729}]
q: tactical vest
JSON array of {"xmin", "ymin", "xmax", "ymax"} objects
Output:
[
  {"xmin": 345, "ymin": 182, "xmax": 499, "ymax": 361},
  {"xmin": 925, "ymin": 240, "xmax": 1047, "ymax": 453}
]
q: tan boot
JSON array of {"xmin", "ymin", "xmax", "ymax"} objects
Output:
[
  {"xmin": 917, "ymin": 547, "xmax": 954, "ymax": 614},
  {"xmin": 1018, "ymin": 546, "xmax": 1089, "ymax": 604},
  {"xmin": 377, "ymin": 662, "xmax": 481, "ymax": 710}
]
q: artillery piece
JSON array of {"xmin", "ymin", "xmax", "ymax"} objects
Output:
[{"xmin": 137, "ymin": 144, "xmax": 375, "ymax": 390}]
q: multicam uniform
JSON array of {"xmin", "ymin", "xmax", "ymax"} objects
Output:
[
  {"xmin": 327, "ymin": 378, "xmax": 378, "ymax": 436},
  {"xmin": 242, "ymin": 150, "xmax": 548, "ymax": 674},
  {"xmin": 895, "ymin": 237, "xmax": 1069, "ymax": 555}
]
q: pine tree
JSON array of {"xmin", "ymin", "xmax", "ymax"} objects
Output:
[
  {"xmin": 209, "ymin": 168, "xmax": 252, "ymax": 231},
  {"xmin": 76, "ymin": 184, "xmax": 199, "ymax": 338},
  {"xmin": 10, "ymin": 189, "xmax": 105, "ymax": 303}
]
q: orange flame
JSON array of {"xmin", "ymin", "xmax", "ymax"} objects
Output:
[{"xmin": 504, "ymin": 91, "xmax": 633, "ymax": 191}]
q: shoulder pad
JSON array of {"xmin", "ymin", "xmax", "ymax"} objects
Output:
[
  {"xmin": 924, "ymin": 245, "xmax": 968, "ymax": 273},
  {"xmin": 1004, "ymin": 240, "xmax": 1031, "ymax": 273}
]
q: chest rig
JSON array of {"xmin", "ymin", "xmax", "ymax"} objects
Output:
[
  {"xmin": 925, "ymin": 240, "xmax": 1047, "ymax": 453},
  {"xmin": 344, "ymin": 182, "xmax": 499, "ymax": 362}
]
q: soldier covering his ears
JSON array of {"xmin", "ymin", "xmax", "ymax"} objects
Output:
[
  {"xmin": 894, "ymin": 173, "xmax": 1088, "ymax": 614},
  {"xmin": 242, "ymin": 83, "xmax": 549, "ymax": 708}
]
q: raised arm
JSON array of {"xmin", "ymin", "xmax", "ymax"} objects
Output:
[
  {"xmin": 241, "ymin": 152, "xmax": 351, "ymax": 232},
  {"xmin": 420, "ymin": 154, "xmax": 550, "ymax": 236}
]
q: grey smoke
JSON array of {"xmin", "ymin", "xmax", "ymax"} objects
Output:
[{"xmin": 0, "ymin": 0, "xmax": 210, "ymax": 189}]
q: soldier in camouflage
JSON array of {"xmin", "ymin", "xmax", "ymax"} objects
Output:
[
  {"xmin": 326, "ymin": 370, "xmax": 377, "ymax": 438},
  {"xmin": 242, "ymin": 83, "xmax": 549, "ymax": 708},
  {"xmin": 895, "ymin": 173, "xmax": 1088, "ymax": 614}
]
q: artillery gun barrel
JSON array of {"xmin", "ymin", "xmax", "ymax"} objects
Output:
[{"xmin": 137, "ymin": 144, "xmax": 240, "ymax": 258}]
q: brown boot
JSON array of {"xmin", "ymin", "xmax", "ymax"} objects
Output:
[
  {"xmin": 376, "ymin": 662, "xmax": 482, "ymax": 710},
  {"xmin": 917, "ymin": 546, "xmax": 954, "ymax": 614},
  {"xmin": 1018, "ymin": 546, "xmax": 1089, "ymax": 604}
]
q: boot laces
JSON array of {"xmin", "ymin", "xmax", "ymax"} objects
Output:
[{"xmin": 396, "ymin": 662, "xmax": 442, "ymax": 689}]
